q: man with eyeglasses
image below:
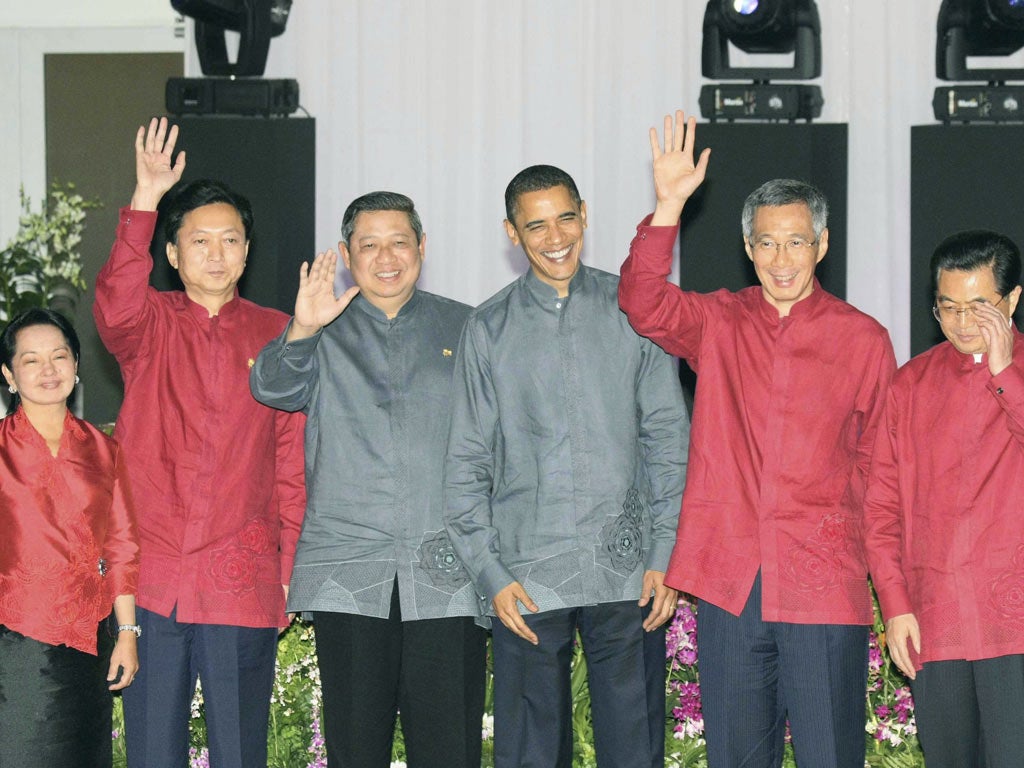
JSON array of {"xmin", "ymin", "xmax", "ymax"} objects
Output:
[
  {"xmin": 863, "ymin": 229, "xmax": 1024, "ymax": 767},
  {"xmin": 618, "ymin": 111, "xmax": 896, "ymax": 767}
]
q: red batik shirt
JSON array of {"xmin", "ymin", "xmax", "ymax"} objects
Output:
[
  {"xmin": 619, "ymin": 218, "xmax": 895, "ymax": 624},
  {"xmin": 865, "ymin": 332, "xmax": 1024, "ymax": 665},
  {"xmin": 93, "ymin": 208, "xmax": 306, "ymax": 628},
  {"xmin": 0, "ymin": 409, "xmax": 139, "ymax": 654}
]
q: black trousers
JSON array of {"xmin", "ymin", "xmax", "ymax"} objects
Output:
[
  {"xmin": 313, "ymin": 581, "xmax": 488, "ymax": 768},
  {"xmin": 0, "ymin": 619, "xmax": 115, "ymax": 768},
  {"xmin": 490, "ymin": 600, "xmax": 666, "ymax": 768},
  {"xmin": 697, "ymin": 572, "xmax": 869, "ymax": 768},
  {"xmin": 911, "ymin": 654, "xmax": 1024, "ymax": 768}
]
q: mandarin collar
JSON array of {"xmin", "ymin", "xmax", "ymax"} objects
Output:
[
  {"xmin": 351, "ymin": 288, "xmax": 422, "ymax": 323},
  {"xmin": 756, "ymin": 277, "xmax": 826, "ymax": 324},
  {"xmin": 523, "ymin": 264, "xmax": 588, "ymax": 301},
  {"xmin": 183, "ymin": 288, "xmax": 242, "ymax": 321},
  {"xmin": 946, "ymin": 325, "xmax": 1023, "ymax": 371}
]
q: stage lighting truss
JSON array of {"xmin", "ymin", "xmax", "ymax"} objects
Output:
[
  {"xmin": 935, "ymin": 0, "xmax": 1024, "ymax": 122},
  {"xmin": 699, "ymin": 0, "xmax": 824, "ymax": 123}
]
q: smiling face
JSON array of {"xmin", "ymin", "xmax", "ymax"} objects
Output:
[
  {"xmin": 2, "ymin": 323, "xmax": 78, "ymax": 412},
  {"xmin": 505, "ymin": 185, "xmax": 587, "ymax": 297},
  {"xmin": 341, "ymin": 209, "xmax": 425, "ymax": 318},
  {"xmin": 745, "ymin": 202, "xmax": 827, "ymax": 317},
  {"xmin": 936, "ymin": 266, "xmax": 1020, "ymax": 355},
  {"xmin": 166, "ymin": 202, "xmax": 250, "ymax": 315}
]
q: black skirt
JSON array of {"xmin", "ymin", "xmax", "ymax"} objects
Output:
[{"xmin": 0, "ymin": 617, "xmax": 116, "ymax": 768}]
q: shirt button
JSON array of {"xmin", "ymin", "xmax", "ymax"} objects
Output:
[
  {"xmin": 997, "ymin": 387, "xmax": 1005, "ymax": 395},
  {"xmin": 555, "ymin": 302, "xmax": 562, "ymax": 309}
]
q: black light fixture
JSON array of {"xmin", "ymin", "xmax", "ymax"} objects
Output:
[
  {"xmin": 934, "ymin": 0, "xmax": 1024, "ymax": 121},
  {"xmin": 166, "ymin": 0, "xmax": 300, "ymax": 117},
  {"xmin": 699, "ymin": 0, "xmax": 824, "ymax": 122}
]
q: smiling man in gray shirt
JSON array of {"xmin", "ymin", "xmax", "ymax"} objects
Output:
[
  {"xmin": 444, "ymin": 165, "xmax": 689, "ymax": 768},
  {"xmin": 250, "ymin": 191, "xmax": 486, "ymax": 768}
]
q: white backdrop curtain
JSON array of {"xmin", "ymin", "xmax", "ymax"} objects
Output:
[{"xmin": 186, "ymin": 0, "xmax": 952, "ymax": 362}]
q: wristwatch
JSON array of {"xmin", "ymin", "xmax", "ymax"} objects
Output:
[{"xmin": 117, "ymin": 624, "xmax": 143, "ymax": 638}]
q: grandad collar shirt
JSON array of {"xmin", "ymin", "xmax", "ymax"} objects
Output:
[
  {"xmin": 93, "ymin": 208, "xmax": 306, "ymax": 629},
  {"xmin": 619, "ymin": 219, "xmax": 895, "ymax": 625},
  {"xmin": 865, "ymin": 331, "xmax": 1024, "ymax": 664},
  {"xmin": 444, "ymin": 265, "xmax": 689, "ymax": 613},
  {"xmin": 251, "ymin": 290, "xmax": 479, "ymax": 620}
]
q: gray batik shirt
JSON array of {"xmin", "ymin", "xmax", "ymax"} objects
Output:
[
  {"xmin": 250, "ymin": 290, "xmax": 480, "ymax": 620},
  {"xmin": 444, "ymin": 265, "xmax": 690, "ymax": 615}
]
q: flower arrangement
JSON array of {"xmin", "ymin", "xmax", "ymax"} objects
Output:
[
  {"xmin": 111, "ymin": 592, "xmax": 926, "ymax": 768},
  {"xmin": 0, "ymin": 182, "xmax": 99, "ymax": 323}
]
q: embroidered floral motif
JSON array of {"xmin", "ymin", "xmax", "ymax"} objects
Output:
[
  {"xmin": 210, "ymin": 545, "xmax": 258, "ymax": 594},
  {"xmin": 990, "ymin": 544, "xmax": 1024, "ymax": 623},
  {"xmin": 238, "ymin": 518, "xmax": 275, "ymax": 554},
  {"xmin": 416, "ymin": 530, "xmax": 470, "ymax": 591},
  {"xmin": 598, "ymin": 488, "xmax": 645, "ymax": 575},
  {"xmin": 783, "ymin": 513, "xmax": 847, "ymax": 593}
]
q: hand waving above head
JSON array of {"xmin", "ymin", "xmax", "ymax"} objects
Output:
[
  {"xmin": 131, "ymin": 116, "xmax": 187, "ymax": 212},
  {"xmin": 650, "ymin": 110, "xmax": 711, "ymax": 226}
]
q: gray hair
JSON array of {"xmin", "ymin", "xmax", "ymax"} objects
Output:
[
  {"xmin": 340, "ymin": 191, "xmax": 423, "ymax": 246},
  {"xmin": 741, "ymin": 179, "xmax": 828, "ymax": 239}
]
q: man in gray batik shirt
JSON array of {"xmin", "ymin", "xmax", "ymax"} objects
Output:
[
  {"xmin": 444, "ymin": 165, "xmax": 689, "ymax": 768},
  {"xmin": 250, "ymin": 192, "xmax": 486, "ymax": 768}
]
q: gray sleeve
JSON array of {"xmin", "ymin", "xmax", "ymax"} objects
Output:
[
  {"xmin": 635, "ymin": 336, "xmax": 689, "ymax": 572},
  {"xmin": 249, "ymin": 322, "xmax": 322, "ymax": 412},
  {"xmin": 443, "ymin": 318, "xmax": 515, "ymax": 604}
]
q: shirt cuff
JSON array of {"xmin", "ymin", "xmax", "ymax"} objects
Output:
[{"xmin": 117, "ymin": 207, "xmax": 159, "ymax": 244}]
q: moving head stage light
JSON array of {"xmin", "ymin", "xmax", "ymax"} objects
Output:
[
  {"xmin": 935, "ymin": 0, "xmax": 1024, "ymax": 122},
  {"xmin": 166, "ymin": 0, "xmax": 300, "ymax": 116},
  {"xmin": 699, "ymin": 0, "xmax": 824, "ymax": 122}
]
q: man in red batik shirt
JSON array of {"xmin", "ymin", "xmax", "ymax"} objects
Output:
[
  {"xmin": 619, "ymin": 111, "xmax": 895, "ymax": 768},
  {"xmin": 93, "ymin": 117, "xmax": 305, "ymax": 768},
  {"xmin": 864, "ymin": 229, "xmax": 1024, "ymax": 768}
]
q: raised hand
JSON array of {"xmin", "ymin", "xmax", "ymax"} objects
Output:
[
  {"xmin": 130, "ymin": 117, "xmax": 186, "ymax": 212},
  {"xmin": 974, "ymin": 298, "xmax": 1016, "ymax": 375},
  {"xmin": 286, "ymin": 250, "xmax": 361, "ymax": 342},
  {"xmin": 650, "ymin": 110, "xmax": 711, "ymax": 226}
]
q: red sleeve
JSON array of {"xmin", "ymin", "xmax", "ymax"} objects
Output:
[
  {"xmin": 863, "ymin": 385, "xmax": 914, "ymax": 621},
  {"xmin": 93, "ymin": 208, "xmax": 160, "ymax": 361},
  {"xmin": 274, "ymin": 409, "xmax": 306, "ymax": 584},
  {"xmin": 618, "ymin": 216, "xmax": 708, "ymax": 361},
  {"xmin": 103, "ymin": 441, "xmax": 140, "ymax": 600}
]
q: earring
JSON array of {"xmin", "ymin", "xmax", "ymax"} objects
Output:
[
  {"xmin": 75, "ymin": 375, "xmax": 80, "ymax": 384},
  {"xmin": 7, "ymin": 385, "xmax": 14, "ymax": 394}
]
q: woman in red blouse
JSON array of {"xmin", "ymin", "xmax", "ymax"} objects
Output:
[{"xmin": 0, "ymin": 308, "xmax": 140, "ymax": 767}]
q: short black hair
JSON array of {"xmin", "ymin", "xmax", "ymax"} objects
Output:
[
  {"xmin": 162, "ymin": 178, "xmax": 254, "ymax": 246},
  {"xmin": 504, "ymin": 165, "xmax": 583, "ymax": 224},
  {"xmin": 340, "ymin": 191, "xmax": 423, "ymax": 246},
  {"xmin": 1, "ymin": 307, "xmax": 80, "ymax": 415},
  {"xmin": 931, "ymin": 229, "xmax": 1022, "ymax": 297}
]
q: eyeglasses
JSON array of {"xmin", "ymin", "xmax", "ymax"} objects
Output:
[
  {"xmin": 750, "ymin": 237, "xmax": 818, "ymax": 255},
  {"xmin": 932, "ymin": 294, "xmax": 1008, "ymax": 322}
]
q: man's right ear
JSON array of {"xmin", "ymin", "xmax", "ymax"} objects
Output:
[
  {"xmin": 504, "ymin": 219, "xmax": 520, "ymax": 246},
  {"xmin": 166, "ymin": 242, "xmax": 179, "ymax": 270}
]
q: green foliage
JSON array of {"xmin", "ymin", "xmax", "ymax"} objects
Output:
[{"xmin": 0, "ymin": 182, "xmax": 99, "ymax": 322}]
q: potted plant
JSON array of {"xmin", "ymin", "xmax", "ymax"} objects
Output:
[{"xmin": 0, "ymin": 182, "xmax": 99, "ymax": 323}]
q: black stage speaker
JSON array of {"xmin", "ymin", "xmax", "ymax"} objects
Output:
[
  {"xmin": 911, "ymin": 125, "xmax": 1024, "ymax": 358},
  {"xmin": 150, "ymin": 115, "xmax": 315, "ymax": 315},
  {"xmin": 677, "ymin": 123, "xmax": 848, "ymax": 403}
]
